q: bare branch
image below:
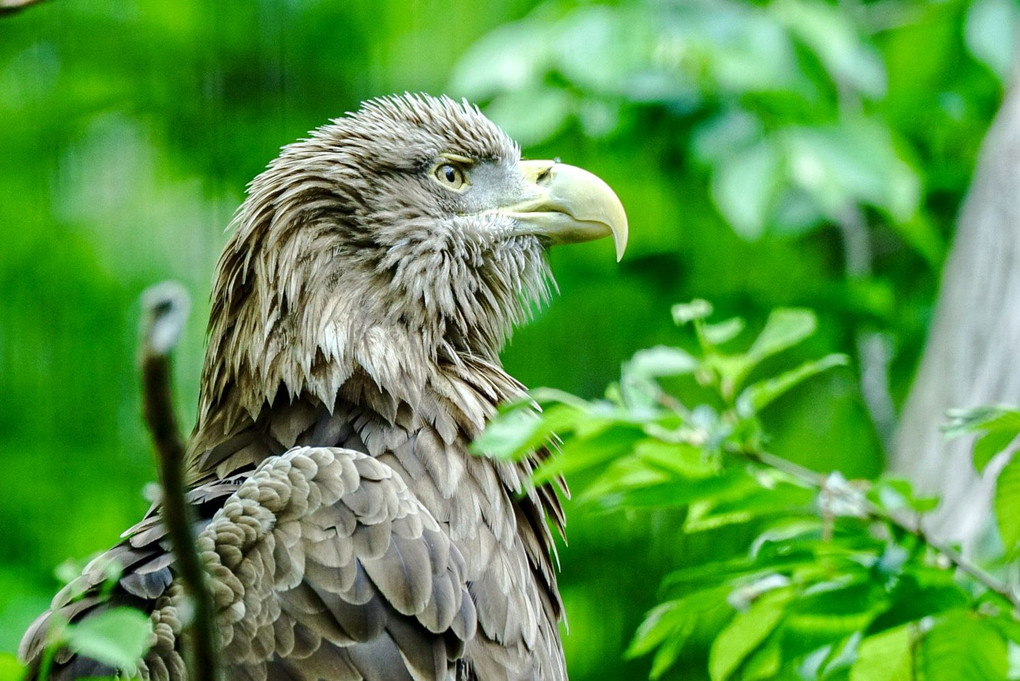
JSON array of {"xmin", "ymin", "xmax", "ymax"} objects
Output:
[{"xmin": 139, "ymin": 282, "xmax": 218, "ymax": 681}]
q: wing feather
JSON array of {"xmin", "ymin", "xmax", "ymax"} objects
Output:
[{"xmin": 20, "ymin": 446, "xmax": 474, "ymax": 681}]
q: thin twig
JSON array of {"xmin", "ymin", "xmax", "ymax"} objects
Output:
[{"xmin": 139, "ymin": 282, "xmax": 218, "ymax": 681}]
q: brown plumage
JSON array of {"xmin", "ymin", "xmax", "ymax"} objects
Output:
[{"xmin": 19, "ymin": 94, "xmax": 627, "ymax": 681}]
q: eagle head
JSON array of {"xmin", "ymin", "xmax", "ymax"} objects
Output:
[{"xmin": 200, "ymin": 93, "xmax": 627, "ymax": 426}]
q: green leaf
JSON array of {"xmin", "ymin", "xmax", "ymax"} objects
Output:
[
  {"xmin": 710, "ymin": 138, "xmax": 783, "ymax": 240},
  {"xmin": 774, "ymin": 0, "xmax": 886, "ymax": 98},
  {"xmin": 648, "ymin": 631, "xmax": 692, "ymax": 680},
  {"xmin": 472, "ymin": 403, "xmax": 576, "ymax": 460},
  {"xmin": 529, "ymin": 387, "xmax": 594, "ymax": 411},
  {"xmin": 941, "ymin": 406, "xmax": 1003, "ymax": 438},
  {"xmin": 819, "ymin": 632, "xmax": 863, "ymax": 679},
  {"xmin": 974, "ymin": 429, "xmax": 1017, "ymax": 473},
  {"xmin": 986, "ymin": 614, "xmax": 1020, "ymax": 645},
  {"xmin": 533, "ymin": 424, "xmax": 642, "ymax": 484},
  {"xmin": 485, "ymin": 87, "xmax": 573, "ymax": 147},
  {"xmin": 779, "ymin": 582, "xmax": 882, "ymax": 662},
  {"xmin": 965, "ymin": 0, "xmax": 1018, "ymax": 83},
  {"xmin": 663, "ymin": 552, "xmax": 819, "ymax": 593},
  {"xmin": 889, "ymin": 213, "xmax": 945, "ymax": 270},
  {"xmin": 449, "ymin": 19, "xmax": 550, "ymax": 99},
  {"xmin": 970, "ymin": 407, "xmax": 1020, "ymax": 435},
  {"xmin": 625, "ymin": 346, "xmax": 699, "ymax": 378},
  {"xmin": 713, "ymin": 308, "xmax": 823, "ymax": 396},
  {"xmin": 628, "ymin": 587, "xmax": 731, "ymax": 678},
  {"xmin": 636, "ymin": 440, "xmax": 720, "ymax": 479},
  {"xmin": 736, "ymin": 353, "xmax": 848, "ymax": 415},
  {"xmin": 63, "ymin": 607, "xmax": 153, "ymax": 674},
  {"xmin": 621, "ymin": 346, "xmax": 699, "ymax": 411},
  {"xmin": 849, "ymin": 624, "xmax": 915, "ymax": 681},
  {"xmin": 868, "ymin": 575, "xmax": 968, "ymax": 632},
  {"xmin": 703, "ymin": 317, "xmax": 746, "ymax": 346},
  {"xmin": 784, "ymin": 121, "xmax": 919, "ymax": 224},
  {"xmin": 627, "ymin": 599, "xmax": 693, "ymax": 659},
  {"xmin": 581, "ymin": 454, "xmax": 671, "ymax": 506},
  {"xmin": 552, "ymin": 5, "xmax": 653, "ymax": 96},
  {"xmin": 709, "ymin": 588, "xmax": 791, "ymax": 681},
  {"xmin": 941, "ymin": 405, "xmax": 1020, "ymax": 438},
  {"xmin": 684, "ymin": 480, "xmax": 814, "ymax": 532},
  {"xmin": 747, "ymin": 308, "xmax": 817, "ymax": 364},
  {"xmin": 942, "ymin": 405, "xmax": 1020, "ymax": 472},
  {"xmin": 994, "ymin": 453, "xmax": 1020, "ymax": 554},
  {"xmin": 0, "ymin": 653, "xmax": 25, "ymax": 680},
  {"xmin": 604, "ymin": 469, "xmax": 753, "ymax": 509},
  {"xmin": 55, "ymin": 557, "xmax": 88, "ymax": 586},
  {"xmin": 577, "ymin": 98, "xmax": 621, "ymax": 139},
  {"xmin": 741, "ymin": 639, "xmax": 782, "ymax": 680},
  {"xmin": 471, "ymin": 405, "xmax": 540, "ymax": 459},
  {"xmin": 692, "ymin": 110, "xmax": 763, "ymax": 165},
  {"xmin": 919, "ymin": 613, "xmax": 1008, "ymax": 681},
  {"xmin": 672, "ymin": 299, "xmax": 714, "ymax": 326},
  {"xmin": 870, "ymin": 477, "xmax": 940, "ymax": 515},
  {"xmin": 581, "ymin": 438, "xmax": 753, "ymax": 510},
  {"xmin": 648, "ymin": 632, "xmax": 692, "ymax": 680},
  {"xmin": 790, "ymin": 581, "xmax": 880, "ymax": 627}
]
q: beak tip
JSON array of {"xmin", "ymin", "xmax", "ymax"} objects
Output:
[
  {"xmin": 613, "ymin": 220, "xmax": 629, "ymax": 262},
  {"xmin": 515, "ymin": 160, "xmax": 631, "ymax": 261}
]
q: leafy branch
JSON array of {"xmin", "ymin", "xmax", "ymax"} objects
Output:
[
  {"xmin": 736, "ymin": 447, "xmax": 1019, "ymax": 613},
  {"xmin": 476, "ymin": 301, "xmax": 1019, "ymax": 680}
]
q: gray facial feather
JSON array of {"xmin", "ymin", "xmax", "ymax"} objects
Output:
[{"xmin": 200, "ymin": 94, "xmax": 552, "ymax": 431}]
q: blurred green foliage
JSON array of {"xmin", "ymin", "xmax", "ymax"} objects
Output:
[{"xmin": 0, "ymin": 0, "xmax": 1010, "ymax": 678}]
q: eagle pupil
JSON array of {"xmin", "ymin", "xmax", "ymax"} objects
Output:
[{"xmin": 433, "ymin": 162, "xmax": 465, "ymax": 189}]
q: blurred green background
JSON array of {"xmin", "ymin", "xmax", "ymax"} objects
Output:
[{"xmin": 0, "ymin": 0, "xmax": 1011, "ymax": 678}]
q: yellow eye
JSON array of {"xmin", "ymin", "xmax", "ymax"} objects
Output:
[{"xmin": 433, "ymin": 163, "xmax": 467, "ymax": 190}]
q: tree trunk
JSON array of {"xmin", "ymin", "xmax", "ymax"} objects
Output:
[{"xmin": 893, "ymin": 73, "xmax": 1020, "ymax": 547}]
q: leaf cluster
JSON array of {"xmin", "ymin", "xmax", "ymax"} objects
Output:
[{"xmin": 475, "ymin": 302, "xmax": 1019, "ymax": 680}]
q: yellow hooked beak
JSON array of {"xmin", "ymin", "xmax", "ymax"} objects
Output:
[{"xmin": 506, "ymin": 160, "xmax": 629, "ymax": 261}]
